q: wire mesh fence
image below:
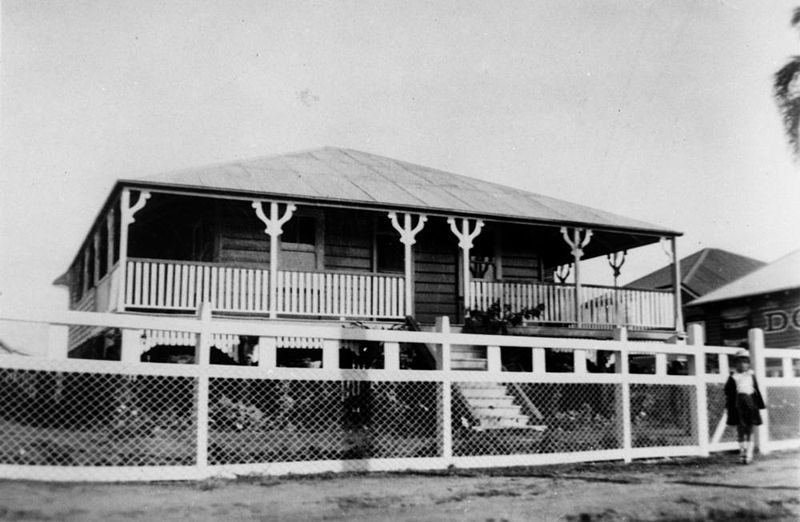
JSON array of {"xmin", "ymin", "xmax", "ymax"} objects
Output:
[
  {"xmin": 208, "ymin": 378, "xmax": 441, "ymax": 463},
  {"xmin": 765, "ymin": 386, "xmax": 800, "ymax": 442},
  {"xmin": 452, "ymin": 382, "xmax": 621, "ymax": 456},
  {"xmin": 706, "ymin": 383, "xmax": 737, "ymax": 443},
  {"xmin": 0, "ymin": 367, "xmax": 197, "ymax": 466},
  {"xmin": 630, "ymin": 384, "xmax": 695, "ymax": 448}
]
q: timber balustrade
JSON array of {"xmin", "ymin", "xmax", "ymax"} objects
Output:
[
  {"xmin": 123, "ymin": 258, "xmax": 405, "ymax": 319},
  {"xmin": 470, "ymin": 280, "xmax": 674, "ymax": 329}
]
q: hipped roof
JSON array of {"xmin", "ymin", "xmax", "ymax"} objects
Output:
[
  {"xmin": 626, "ymin": 248, "xmax": 765, "ymax": 297},
  {"xmin": 688, "ymin": 250, "xmax": 800, "ymax": 306},
  {"xmin": 123, "ymin": 147, "xmax": 680, "ymax": 236}
]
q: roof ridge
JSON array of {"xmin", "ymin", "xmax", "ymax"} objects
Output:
[{"xmin": 683, "ymin": 248, "xmax": 709, "ymax": 285}]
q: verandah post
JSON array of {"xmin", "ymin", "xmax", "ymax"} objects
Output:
[
  {"xmin": 748, "ymin": 328, "xmax": 770, "ymax": 456},
  {"xmin": 253, "ymin": 201, "xmax": 296, "ymax": 319},
  {"xmin": 448, "ymin": 218, "xmax": 484, "ymax": 314},
  {"xmin": 388, "ymin": 212, "xmax": 427, "ymax": 317},
  {"xmin": 116, "ymin": 188, "xmax": 151, "ymax": 312},
  {"xmin": 561, "ymin": 227, "xmax": 593, "ymax": 327},
  {"xmin": 670, "ymin": 237, "xmax": 684, "ymax": 334},
  {"xmin": 688, "ymin": 323, "xmax": 709, "ymax": 457}
]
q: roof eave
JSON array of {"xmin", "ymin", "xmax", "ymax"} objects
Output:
[{"xmin": 118, "ymin": 179, "xmax": 683, "ymax": 238}]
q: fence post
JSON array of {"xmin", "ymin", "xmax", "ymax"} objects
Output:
[
  {"xmin": 487, "ymin": 345, "xmax": 502, "ymax": 373},
  {"xmin": 748, "ymin": 328, "xmax": 770, "ymax": 456},
  {"xmin": 384, "ymin": 342, "xmax": 400, "ymax": 371},
  {"xmin": 322, "ymin": 339, "xmax": 340, "ymax": 369},
  {"xmin": 688, "ymin": 323, "xmax": 709, "ymax": 457},
  {"xmin": 614, "ymin": 329, "xmax": 632, "ymax": 462},
  {"xmin": 435, "ymin": 317, "xmax": 453, "ymax": 461},
  {"xmin": 573, "ymin": 349, "xmax": 587, "ymax": 374},
  {"xmin": 196, "ymin": 302, "xmax": 212, "ymax": 475},
  {"xmin": 120, "ymin": 328, "xmax": 141, "ymax": 363},
  {"xmin": 435, "ymin": 316, "xmax": 451, "ymax": 371},
  {"xmin": 258, "ymin": 337, "xmax": 277, "ymax": 369}
]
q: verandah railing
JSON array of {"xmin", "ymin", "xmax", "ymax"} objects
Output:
[
  {"xmin": 470, "ymin": 280, "xmax": 674, "ymax": 329},
  {"xmin": 123, "ymin": 258, "xmax": 405, "ymax": 319},
  {"xmin": 1, "ymin": 310, "xmax": 797, "ymax": 482}
]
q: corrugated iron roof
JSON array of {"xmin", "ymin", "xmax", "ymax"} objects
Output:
[
  {"xmin": 626, "ymin": 248, "xmax": 765, "ymax": 295},
  {"xmin": 688, "ymin": 250, "xmax": 800, "ymax": 306},
  {"xmin": 125, "ymin": 147, "xmax": 679, "ymax": 235}
]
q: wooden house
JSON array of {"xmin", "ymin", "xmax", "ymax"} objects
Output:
[{"xmin": 55, "ymin": 147, "xmax": 684, "ymax": 360}]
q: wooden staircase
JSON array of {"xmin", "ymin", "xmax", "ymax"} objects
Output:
[
  {"xmin": 401, "ymin": 318, "xmax": 545, "ymax": 432},
  {"xmin": 451, "ymin": 344, "xmax": 545, "ymax": 431}
]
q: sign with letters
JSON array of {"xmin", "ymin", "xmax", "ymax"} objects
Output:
[{"xmin": 763, "ymin": 307, "xmax": 800, "ymax": 333}]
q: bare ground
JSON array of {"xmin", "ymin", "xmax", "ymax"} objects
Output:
[{"xmin": 1, "ymin": 451, "xmax": 798, "ymax": 521}]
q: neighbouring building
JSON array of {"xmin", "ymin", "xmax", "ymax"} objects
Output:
[
  {"xmin": 685, "ymin": 250, "xmax": 800, "ymax": 352},
  {"xmin": 626, "ymin": 248, "xmax": 766, "ymax": 326}
]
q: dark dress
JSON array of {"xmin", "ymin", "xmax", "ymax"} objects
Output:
[{"xmin": 724, "ymin": 372, "xmax": 766, "ymax": 427}]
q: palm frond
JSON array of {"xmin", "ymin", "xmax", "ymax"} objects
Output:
[
  {"xmin": 791, "ymin": 7, "xmax": 800, "ymax": 28},
  {"xmin": 774, "ymin": 57, "xmax": 800, "ymax": 100}
]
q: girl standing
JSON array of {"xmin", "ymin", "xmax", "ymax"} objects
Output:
[{"xmin": 724, "ymin": 349, "xmax": 766, "ymax": 464}]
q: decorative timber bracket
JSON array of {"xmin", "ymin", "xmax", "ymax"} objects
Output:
[
  {"xmin": 448, "ymin": 217, "xmax": 484, "ymax": 312},
  {"xmin": 560, "ymin": 227, "xmax": 593, "ymax": 327},
  {"xmin": 560, "ymin": 227, "xmax": 593, "ymax": 259},
  {"xmin": 607, "ymin": 250, "xmax": 628, "ymax": 327},
  {"xmin": 252, "ymin": 200, "xmax": 297, "ymax": 319},
  {"xmin": 555, "ymin": 264, "xmax": 572, "ymax": 283},
  {"xmin": 121, "ymin": 190, "xmax": 151, "ymax": 227},
  {"xmin": 252, "ymin": 201, "xmax": 297, "ymax": 238},
  {"xmin": 388, "ymin": 212, "xmax": 427, "ymax": 246},
  {"xmin": 388, "ymin": 212, "xmax": 427, "ymax": 316},
  {"xmin": 448, "ymin": 217, "xmax": 484, "ymax": 250},
  {"xmin": 607, "ymin": 250, "xmax": 627, "ymax": 284},
  {"xmin": 660, "ymin": 236, "xmax": 673, "ymax": 260}
]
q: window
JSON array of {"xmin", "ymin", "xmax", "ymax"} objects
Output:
[
  {"xmin": 281, "ymin": 216, "xmax": 316, "ymax": 247},
  {"xmin": 280, "ymin": 215, "xmax": 318, "ymax": 271},
  {"xmin": 376, "ymin": 233, "xmax": 404, "ymax": 273},
  {"xmin": 98, "ymin": 227, "xmax": 108, "ymax": 277},
  {"xmin": 86, "ymin": 243, "xmax": 95, "ymax": 289}
]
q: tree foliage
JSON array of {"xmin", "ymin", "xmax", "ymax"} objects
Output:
[{"xmin": 774, "ymin": 7, "xmax": 800, "ymax": 160}]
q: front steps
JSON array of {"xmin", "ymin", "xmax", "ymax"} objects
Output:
[{"xmin": 452, "ymin": 345, "xmax": 546, "ymax": 431}]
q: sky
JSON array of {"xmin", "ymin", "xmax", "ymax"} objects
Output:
[{"xmin": 2, "ymin": 0, "xmax": 800, "ymax": 327}]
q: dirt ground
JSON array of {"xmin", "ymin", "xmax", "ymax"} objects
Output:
[{"xmin": 0, "ymin": 451, "xmax": 798, "ymax": 522}]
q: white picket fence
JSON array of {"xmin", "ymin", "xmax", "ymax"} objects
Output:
[{"xmin": 0, "ymin": 309, "xmax": 797, "ymax": 482}]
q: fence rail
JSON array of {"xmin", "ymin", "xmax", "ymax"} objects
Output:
[
  {"xmin": 1, "ymin": 310, "xmax": 798, "ymax": 482},
  {"xmin": 123, "ymin": 259, "xmax": 405, "ymax": 319}
]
